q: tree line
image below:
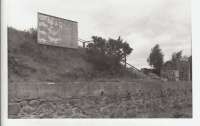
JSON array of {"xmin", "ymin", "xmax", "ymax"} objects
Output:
[
  {"xmin": 147, "ymin": 44, "xmax": 192, "ymax": 76},
  {"xmin": 85, "ymin": 36, "xmax": 191, "ymax": 77}
]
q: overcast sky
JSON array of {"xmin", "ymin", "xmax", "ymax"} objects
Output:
[{"xmin": 7, "ymin": 0, "xmax": 191, "ymax": 68}]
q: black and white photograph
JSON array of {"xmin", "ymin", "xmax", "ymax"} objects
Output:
[{"xmin": 7, "ymin": 0, "xmax": 192, "ymax": 118}]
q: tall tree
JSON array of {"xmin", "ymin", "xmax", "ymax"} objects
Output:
[{"xmin": 147, "ymin": 44, "xmax": 164, "ymax": 75}]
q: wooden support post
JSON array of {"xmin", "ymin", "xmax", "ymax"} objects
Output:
[{"xmin": 124, "ymin": 54, "xmax": 127, "ymax": 68}]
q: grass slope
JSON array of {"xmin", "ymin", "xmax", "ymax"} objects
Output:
[
  {"xmin": 8, "ymin": 27, "xmax": 94, "ymax": 83},
  {"xmin": 8, "ymin": 27, "xmax": 144, "ymax": 83}
]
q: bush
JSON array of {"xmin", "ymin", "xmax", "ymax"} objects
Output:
[{"xmin": 86, "ymin": 36, "xmax": 133, "ymax": 74}]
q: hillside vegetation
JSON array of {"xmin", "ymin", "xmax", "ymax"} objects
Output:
[
  {"xmin": 8, "ymin": 27, "xmax": 143, "ymax": 83},
  {"xmin": 8, "ymin": 27, "xmax": 95, "ymax": 83}
]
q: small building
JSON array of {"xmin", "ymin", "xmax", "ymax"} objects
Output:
[
  {"xmin": 161, "ymin": 69, "xmax": 179, "ymax": 81},
  {"xmin": 177, "ymin": 58, "xmax": 191, "ymax": 81},
  {"xmin": 161, "ymin": 58, "xmax": 191, "ymax": 81}
]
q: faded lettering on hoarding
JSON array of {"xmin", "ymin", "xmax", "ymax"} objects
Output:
[{"xmin": 38, "ymin": 13, "xmax": 78, "ymax": 48}]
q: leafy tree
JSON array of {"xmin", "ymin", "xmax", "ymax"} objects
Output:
[
  {"xmin": 172, "ymin": 51, "xmax": 182, "ymax": 63},
  {"xmin": 86, "ymin": 36, "xmax": 133, "ymax": 73},
  {"xmin": 147, "ymin": 44, "xmax": 164, "ymax": 75}
]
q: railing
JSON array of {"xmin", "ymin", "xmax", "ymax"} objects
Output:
[
  {"xmin": 121, "ymin": 60, "xmax": 141, "ymax": 72},
  {"xmin": 126, "ymin": 62, "xmax": 141, "ymax": 72}
]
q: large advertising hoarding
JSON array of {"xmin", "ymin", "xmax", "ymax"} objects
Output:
[{"xmin": 37, "ymin": 12, "xmax": 78, "ymax": 48}]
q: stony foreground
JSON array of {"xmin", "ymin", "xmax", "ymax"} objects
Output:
[{"xmin": 8, "ymin": 81, "xmax": 192, "ymax": 118}]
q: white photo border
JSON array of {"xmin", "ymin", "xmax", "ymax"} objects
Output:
[{"xmin": 2, "ymin": 0, "xmax": 200, "ymax": 126}]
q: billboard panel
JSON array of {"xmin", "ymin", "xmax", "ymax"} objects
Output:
[{"xmin": 37, "ymin": 13, "xmax": 78, "ymax": 48}]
